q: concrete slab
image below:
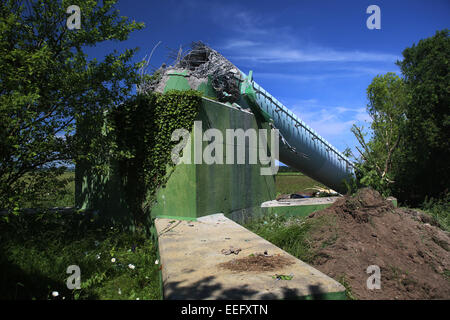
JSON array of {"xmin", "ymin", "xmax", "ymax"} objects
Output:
[
  {"xmin": 156, "ymin": 214, "xmax": 346, "ymax": 300},
  {"xmin": 261, "ymin": 197, "xmax": 340, "ymax": 208},
  {"xmin": 260, "ymin": 197, "xmax": 339, "ymax": 218}
]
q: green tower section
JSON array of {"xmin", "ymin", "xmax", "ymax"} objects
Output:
[
  {"xmin": 151, "ymin": 98, "xmax": 275, "ymax": 222},
  {"xmin": 75, "ymin": 97, "xmax": 276, "ymax": 226}
]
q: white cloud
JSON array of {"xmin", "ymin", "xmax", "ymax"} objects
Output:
[
  {"xmin": 222, "ymin": 40, "xmax": 260, "ymax": 50},
  {"xmin": 229, "ymin": 45, "xmax": 400, "ymax": 64},
  {"xmin": 294, "ymin": 107, "xmax": 355, "ymax": 136},
  {"xmin": 255, "ymin": 71, "xmax": 370, "ymax": 82},
  {"xmin": 283, "ymin": 99, "xmax": 372, "ymax": 152},
  {"xmin": 210, "ymin": 7, "xmax": 400, "ymax": 66}
]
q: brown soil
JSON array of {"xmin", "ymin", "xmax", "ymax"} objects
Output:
[
  {"xmin": 307, "ymin": 187, "xmax": 450, "ymax": 300},
  {"xmin": 218, "ymin": 253, "xmax": 295, "ymax": 272}
]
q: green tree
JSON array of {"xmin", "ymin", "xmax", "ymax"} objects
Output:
[
  {"xmin": 351, "ymin": 73, "xmax": 407, "ymax": 196},
  {"xmin": 0, "ymin": 0, "xmax": 144, "ymax": 210},
  {"xmin": 395, "ymin": 29, "xmax": 450, "ymax": 205}
]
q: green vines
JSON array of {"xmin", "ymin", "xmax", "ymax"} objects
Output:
[{"xmin": 109, "ymin": 90, "xmax": 201, "ymax": 230}]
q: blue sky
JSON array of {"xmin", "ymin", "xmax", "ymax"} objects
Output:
[{"xmin": 87, "ymin": 0, "xmax": 449, "ymax": 156}]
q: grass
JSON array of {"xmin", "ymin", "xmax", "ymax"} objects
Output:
[
  {"xmin": 43, "ymin": 171, "xmax": 75, "ymax": 207},
  {"xmin": 275, "ymin": 173, "xmax": 325, "ymax": 195},
  {"xmin": 443, "ymin": 269, "xmax": 450, "ymax": 281},
  {"xmin": 19, "ymin": 171, "xmax": 75, "ymax": 209},
  {"xmin": 0, "ymin": 209, "xmax": 161, "ymax": 300},
  {"xmin": 244, "ymin": 213, "xmax": 335, "ymax": 264},
  {"xmin": 337, "ymin": 274, "xmax": 356, "ymax": 300},
  {"xmin": 276, "ymin": 172, "xmax": 305, "ymax": 176},
  {"xmin": 421, "ymin": 193, "xmax": 450, "ymax": 232},
  {"xmin": 1, "ymin": 170, "xmax": 161, "ymax": 300}
]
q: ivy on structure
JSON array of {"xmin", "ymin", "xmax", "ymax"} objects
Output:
[{"xmin": 108, "ymin": 90, "xmax": 201, "ymax": 231}]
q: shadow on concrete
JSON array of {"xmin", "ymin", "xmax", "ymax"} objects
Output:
[{"xmin": 164, "ymin": 275, "xmax": 333, "ymax": 300}]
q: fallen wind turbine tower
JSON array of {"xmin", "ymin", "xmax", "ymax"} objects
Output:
[{"xmin": 142, "ymin": 42, "xmax": 355, "ymax": 194}]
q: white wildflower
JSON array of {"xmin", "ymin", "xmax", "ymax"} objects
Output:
[
  {"xmin": 155, "ymin": 259, "xmax": 159, "ymax": 265},
  {"xmin": 52, "ymin": 291, "xmax": 59, "ymax": 297},
  {"xmin": 111, "ymin": 258, "xmax": 116, "ymax": 263},
  {"xmin": 128, "ymin": 264, "xmax": 135, "ymax": 270}
]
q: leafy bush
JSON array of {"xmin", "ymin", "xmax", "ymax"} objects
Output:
[{"xmin": 0, "ymin": 0, "xmax": 144, "ymax": 211}]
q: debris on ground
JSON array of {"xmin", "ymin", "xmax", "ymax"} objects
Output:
[
  {"xmin": 275, "ymin": 191, "xmax": 331, "ymax": 200},
  {"xmin": 272, "ymin": 274, "xmax": 294, "ymax": 281},
  {"xmin": 305, "ymin": 186, "xmax": 339, "ymax": 196},
  {"xmin": 304, "ymin": 187, "xmax": 450, "ymax": 300},
  {"xmin": 289, "ymin": 194, "xmax": 311, "ymax": 199},
  {"xmin": 218, "ymin": 253, "xmax": 295, "ymax": 272},
  {"xmin": 221, "ymin": 246, "xmax": 242, "ymax": 255}
]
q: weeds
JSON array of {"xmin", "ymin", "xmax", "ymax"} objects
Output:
[
  {"xmin": 245, "ymin": 213, "xmax": 335, "ymax": 264},
  {"xmin": 422, "ymin": 193, "xmax": 450, "ymax": 232},
  {"xmin": 337, "ymin": 274, "xmax": 356, "ymax": 300},
  {"xmin": 0, "ymin": 210, "xmax": 161, "ymax": 300}
]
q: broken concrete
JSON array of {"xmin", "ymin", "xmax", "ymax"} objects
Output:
[{"xmin": 139, "ymin": 42, "xmax": 243, "ymax": 103}]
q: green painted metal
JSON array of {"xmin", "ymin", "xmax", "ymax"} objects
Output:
[
  {"xmin": 163, "ymin": 71, "xmax": 191, "ymax": 92},
  {"xmin": 150, "ymin": 162, "xmax": 197, "ymax": 220},
  {"xmin": 240, "ymin": 70, "xmax": 272, "ymax": 123},
  {"xmin": 196, "ymin": 76, "xmax": 217, "ymax": 99},
  {"xmin": 151, "ymin": 97, "xmax": 276, "ymax": 220},
  {"xmin": 161, "ymin": 63, "xmax": 355, "ymax": 194}
]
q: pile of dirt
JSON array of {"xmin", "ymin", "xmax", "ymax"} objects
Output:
[
  {"xmin": 307, "ymin": 187, "xmax": 450, "ymax": 299},
  {"xmin": 218, "ymin": 253, "xmax": 295, "ymax": 272}
]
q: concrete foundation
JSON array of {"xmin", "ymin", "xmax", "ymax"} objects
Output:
[
  {"xmin": 75, "ymin": 97, "xmax": 276, "ymax": 226},
  {"xmin": 156, "ymin": 214, "xmax": 346, "ymax": 300},
  {"xmin": 261, "ymin": 196, "xmax": 397, "ymax": 218},
  {"xmin": 261, "ymin": 197, "xmax": 339, "ymax": 218}
]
